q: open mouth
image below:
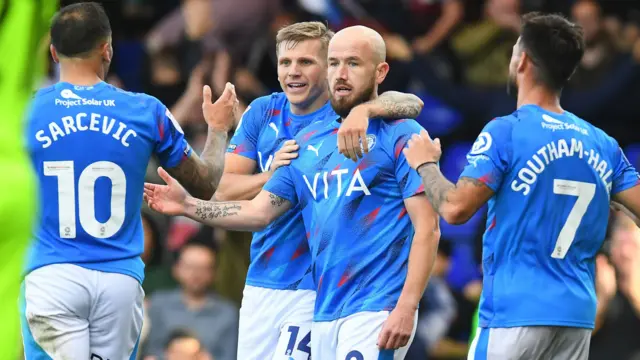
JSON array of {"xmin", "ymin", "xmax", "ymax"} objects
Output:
[{"xmin": 335, "ymin": 84, "xmax": 352, "ymax": 96}]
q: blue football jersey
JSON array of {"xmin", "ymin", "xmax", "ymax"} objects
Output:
[
  {"xmin": 228, "ymin": 93, "xmax": 334, "ymax": 290},
  {"xmin": 460, "ymin": 105, "xmax": 640, "ymax": 329},
  {"xmin": 25, "ymin": 81, "xmax": 192, "ymax": 283},
  {"xmin": 264, "ymin": 117, "xmax": 425, "ymax": 321}
]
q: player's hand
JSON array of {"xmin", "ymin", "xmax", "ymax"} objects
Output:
[
  {"xmin": 268, "ymin": 140, "xmax": 299, "ymax": 173},
  {"xmin": 403, "ymin": 129, "xmax": 442, "ymax": 169},
  {"xmin": 203, "ymin": 82, "xmax": 238, "ymax": 132},
  {"xmin": 596, "ymin": 254, "xmax": 617, "ymax": 301},
  {"xmin": 338, "ymin": 105, "xmax": 370, "ymax": 162},
  {"xmin": 377, "ymin": 305, "xmax": 415, "ymax": 350},
  {"xmin": 144, "ymin": 167, "xmax": 189, "ymax": 216}
]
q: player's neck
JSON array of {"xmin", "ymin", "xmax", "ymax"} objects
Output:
[
  {"xmin": 58, "ymin": 62, "xmax": 104, "ymax": 87},
  {"xmin": 517, "ymin": 86, "xmax": 563, "ymax": 115},
  {"xmin": 290, "ymin": 91, "xmax": 330, "ymax": 116}
]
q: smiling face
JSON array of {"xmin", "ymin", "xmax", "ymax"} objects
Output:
[{"xmin": 277, "ymin": 38, "xmax": 328, "ymax": 114}]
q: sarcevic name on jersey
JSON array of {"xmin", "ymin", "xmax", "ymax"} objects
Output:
[{"xmin": 26, "ymin": 81, "xmax": 192, "ymax": 283}]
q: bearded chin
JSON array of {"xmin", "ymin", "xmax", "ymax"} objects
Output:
[{"xmin": 330, "ymin": 82, "xmax": 376, "ymax": 119}]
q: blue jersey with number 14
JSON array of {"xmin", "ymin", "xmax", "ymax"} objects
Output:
[
  {"xmin": 461, "ymin": 105, "xmax": 639, "ymax": 329},
  {"xmin": 25, "ymin": 81, "xmax": 192, "ymax": 283}
]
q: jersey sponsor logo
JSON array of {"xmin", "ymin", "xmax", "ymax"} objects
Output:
[
  {"xmin": 303, "ymin": 168, "xmax": 371, "ymax": 199},
  {"xmin": 268, "ymin": 122, "xmax": 279, "ymax": 136},
  {"xmin": 511, "ymin": 138, "xmax": 613, "ymax": 195},
  {"xmin": 541, "ymin": 114, "xmax": 588, "ymax": 135},
  {"xmin": 470, "ymin": 132, "xmax": 492, "ymax": 155},
  {"xmin": 307, "ymin": 143, "xmax": 322, "ymax": 157},
  {"xmin": 55, "ymin": 89, "xmax": 116, "ymax": 108}
]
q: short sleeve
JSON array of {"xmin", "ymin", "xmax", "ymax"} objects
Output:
[
  {"xmin": 391, "ymin": 120, "xmax": 427, "ymax": 199},
  {"xmin": 227, "ymin": 97, "xmax": 269, "ymax": 162},
  {"xmin": 611, "ymin": 145, "xmax": 640, "ymax": 194},
  {"xmin": 153, "ymin": 101, "xmax": 192, "ymax": 168},
  {"xmin": 263, "ymin": 165, "xmax": 298, "ymax": 206},
  {"xmin": 459, "ymin": 118, "xmax": 513, "ymax": 192}
]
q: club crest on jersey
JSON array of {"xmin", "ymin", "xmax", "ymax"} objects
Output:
[
  {"xmin": 470, "ymin": 132, "xmax": 492, "ymax": 155},
  {"xmin": 360, "ymin": 134, "xmax": 377, "ymax": 152}
]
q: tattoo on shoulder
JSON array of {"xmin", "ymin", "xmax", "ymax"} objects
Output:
[
  {"xmin": 269, "ymin": 193, "xmax": 286, "ymax": 207},
  {"xmin": 195, "ymin": 199, "xmax": 241, "ymax": 221}
]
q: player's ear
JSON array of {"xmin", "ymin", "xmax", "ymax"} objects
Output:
[
  {"xmin": 375, "ymin": 62, "xmax": 389, "ymax": 85},
  {"xmin": 50, "ymin": 45, "xmax": 59, "ymax": 63},
  {"xmin": 101, "ymin": 41, "xmax": 113, "ymax": 63},
  {"xmin": 517, "ymin": 51, "xmax": 528, "ymax": 74}
]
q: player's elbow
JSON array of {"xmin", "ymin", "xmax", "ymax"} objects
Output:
[{"xmin": 442, "ymin": 204, "xmax": 473, "ymax": 225}]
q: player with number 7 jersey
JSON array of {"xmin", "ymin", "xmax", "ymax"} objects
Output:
[
  {"xmin": 20, "ymin": 4, "xmax": 237, "ymax": 360},
  {"xmin": 402, "ymin": 13, "xmax": 640, "ymax": 360}
]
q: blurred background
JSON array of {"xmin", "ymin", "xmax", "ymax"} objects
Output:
[{"xmin": 37, "ymin": 0, "xmax": 640, "ymax": 359}]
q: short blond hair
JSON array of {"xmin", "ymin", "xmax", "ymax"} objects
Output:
[{"xmin": 275, "ymin": 21, "xmax": 334, "ymax": 56}]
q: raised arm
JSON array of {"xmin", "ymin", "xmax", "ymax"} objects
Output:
[
  {"xmin": 338, "ymin": 91, "xmax": 424, "ymax": 161},
  {"xmin": 164, "ymin": 84, "xmax": 237, "ymax": 200},
  {"xmin": 378, "ymin": 194, "xmax": 441, "ymax": 349},
  {"xmin": 144, "ymin": 168, "xmax": 291, "ymax": 232},
  {"xmin": 403, "ymin": 129, "xmax": 496, "ymax": 224}
]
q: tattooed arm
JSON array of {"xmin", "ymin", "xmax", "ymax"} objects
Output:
[
  {"xmin": 417, "ymin": 164, "xmax": 493, "ymax": 224},
  {"xmin": 364, "ymin": 91, "xmax": 424, "ymax": 120},
  {"xmin": 166, "ymin": 130, "xmax": 228, "ymax": 200},
  {"xmin": 164, "ymin": 83, "xmax": 237, "ymax": 200},
  {"xmin": 183, "ymin": 190, "xmax": 291, "ymax": 232}
]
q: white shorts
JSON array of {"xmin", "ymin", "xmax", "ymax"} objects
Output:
[
  {"xmin": 237, "ymin": 285, "xmax": 315, "ymax": 360},
  {"xmin": 312, "ymin": 310, "xmax": 418, "ymax": 360},
  {"xmin": 20, "ymin": 263, "xmax": 144, "ymax": 360}
]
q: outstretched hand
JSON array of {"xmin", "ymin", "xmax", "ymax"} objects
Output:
[{"xmin": 144, "ymin": 167, "xmax": 189, "ymax": 216}]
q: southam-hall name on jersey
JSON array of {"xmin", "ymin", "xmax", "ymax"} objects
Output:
[
  {"xmin": 511, "ymin": 138, "xmax": 613, "ymax": 195},
  {"xmin": 35, "ymin": 112, "xmax": 138, "ymax": 149}
]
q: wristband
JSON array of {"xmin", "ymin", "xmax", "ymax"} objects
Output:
[{"xmin": 416, "ymin": 161, "xmax": 438, "ymax": 174}]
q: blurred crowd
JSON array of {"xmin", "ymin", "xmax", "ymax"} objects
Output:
[{"xmin": 40, "ymin": 0, "xmax": 640, "ymax": 359}]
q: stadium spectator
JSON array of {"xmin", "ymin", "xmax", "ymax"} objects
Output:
[
  {"xmin": 142, "ymin": 241, "xmax": 239, "ymax": 360},
  {"xmin": 590, "ymin": 212, "xmax": 640, "ymax": 360},
  {"xmin": 568, "ymin": 0, "xmax": 621, "ymax": 90},
  {"xmin": 163, "ymin": 329, "xmax": 212, "ymax": 360}
]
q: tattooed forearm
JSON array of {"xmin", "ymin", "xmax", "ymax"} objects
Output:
[
  {"xmin": 199, "ymin": 129, "xmax": 229, "ymax": 189},
  {"xmin": 269, "ymin": 193, "xmax": 287, "ymax": 208},
  {"xmin": 417, "ymin": 163, "xmax": 489, "ymax": 224},
  {"xmin": 417, "ymin": 163, "xmax": 456, "ymax": 213},
  {"xmin": 367, "ymin": 91, "xmax": 424, "ymax": 119},
  {"xmin": 194, "ymin": 199, "xmax": 241, "ymax": 221},
  {"xmin": 167, "ymin": 129, "xmax": 228, "ymax": 200}
]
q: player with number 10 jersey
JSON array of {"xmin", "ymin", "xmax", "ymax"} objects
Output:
[{"xmin": 21, "ymin": 4, "xmax": 235, "ymax": 359}]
